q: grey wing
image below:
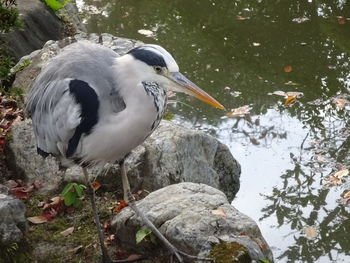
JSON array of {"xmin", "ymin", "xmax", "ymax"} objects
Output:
[
  {"xmin": 26, "ymin": 41, "xmax": 125, "ymax": 164},
  {"xmin": 27, "ymin": 78, "xmax": 81, "ymax": 158}
]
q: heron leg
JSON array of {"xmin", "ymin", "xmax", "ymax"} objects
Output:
[
  {"xmin": 119, "ymin": 160, "xmax": 185, "ymax": 263},
  {"xmin": 82, "ymin": 168, "xmax": 111, "ymax": 263}
]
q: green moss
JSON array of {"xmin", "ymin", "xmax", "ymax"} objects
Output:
[
  {"xmin": 209, "ymin": 242, "xmax": 252, "ymax": 263},
  {"xmin": 21, "ymin": 194, "xmax": 114, "ymax": 262}
]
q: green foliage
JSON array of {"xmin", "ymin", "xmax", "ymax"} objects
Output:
[
  {"xmin": 43, "ymin": 0, "xmax": 72, "ymax": 11},
  {"xmin": 0, "ymin": 0, "xmax": 22, "ymax": 33},
  {"xmin": 136, "ymin": 229, "xmax": 153, "ymax": 244},
  {"xmin": 12, "ymin": 59, "xmax": 31, "ymax": 73},
  {"xmin": 0, "ymin": 54, "xmax": 14, "ymax": 83},
  {"xmin": 60, "ymin": 182, "xmax": 86, "ymax": 207},
  {"xmin": 0, "ymin": 242, "xmax": 30, "ymax": 263},
  {"xmin": 259, "ymin": 259, "xmax": 271, "ymax": 263}
]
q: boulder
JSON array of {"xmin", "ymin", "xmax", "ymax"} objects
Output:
[
  {"xmin": 8, "ymin": 34, "xmax": 240, "ymax": 200},
  {"xmin": 0, "ymin": 0, "xmax": 85, "ymax": 62},
  {"xmin": 112, "ymin": 183, "xmax": 273, "ymax": 262},
  {"xmin": 0, "ymin": 186, "xmax": 28, "ymax": 245}
]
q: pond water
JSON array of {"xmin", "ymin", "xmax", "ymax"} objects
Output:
[{"xmin": 76, "ymin": 1, "xmax": 350, "ymax": 262}]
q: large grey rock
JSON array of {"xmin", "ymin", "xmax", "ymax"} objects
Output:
[
  {"xmin": 0, "ymin": 0, "xmax": 63, "ymax": 61},
  {"xmin": 8, "ymin": 34, "xmax": 240, "ymax": 200},
  {"xmin": 111, "ymin": 183, "xmax": 273, "ymax": 262},
  {"xmin": 0, "ymin": 0, "xmax": 86, "ymax": 62},
  {"xmin": 0, "ymin": 187, "xmax": 28, "ymax": 245},
  {"xmin": 7, "ymin": 118, "xmax": 240, "ymax": 200}
]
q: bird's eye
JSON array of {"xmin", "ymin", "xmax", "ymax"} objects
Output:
[{"xmin": 154, "ymin": 66, "xmax": 162, "ymax": 74}]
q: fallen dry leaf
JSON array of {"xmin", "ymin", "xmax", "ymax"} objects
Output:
[
  {"xmin": 27, "ymin": 215, "xmax": 48, "ymax": 224},
  {"xmin": 325, "ymin": 169, "xmax": 349, "ymax": 186},
  {"xmin": 226, "ymin": 105, "xmax": 251, "ymax": 118},
  {"xmin": 60, "ymin": 226, "xmax": 75, "ymax": 237},
  {"xmin": 91, "ymin": 181, "xmax": 101, "ymax": 191},
  {"xmin": 211, "ymin": 209, "xmax": 228, "ymax": 218},
  {"xmin": 303, "ymin": 225, "xmax": 318, "ymax": 239},
  {"xmin": 113, "ymin": 200, "xmax": 128, "ymax": 212}
]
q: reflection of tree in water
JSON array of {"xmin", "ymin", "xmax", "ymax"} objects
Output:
[{"xmin": 259, "ymin": 108, "xmax": 349, "ymax": 262}]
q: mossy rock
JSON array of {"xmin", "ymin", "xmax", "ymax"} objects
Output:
[{"xmin": 209, "ymin": 242, "xmax": 252, "ymax": 263}]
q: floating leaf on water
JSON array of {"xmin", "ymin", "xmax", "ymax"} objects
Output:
[
  {"xmin": 333, "ymin": 169, "xmax": 349, "ymax": 179},
  {"xmin": 332, "ymin": 98, "xmax": 349, "ymax": 109},
  {"xmin": 236, "ymin": 15, "xmax": 249, "ymax": 20},
  {"xmin": 337, "ymin": 16, "xmax": 347, "ymax": 24},
  {"xmin": 283, "ymin": 65, "xmax": 293, "ymax": 73},
  {"xmin": 284, "ymin": 96, "xmax": 297, "ymax": 105},
  {"xmin": 292, "ymin": 17, "xmax": 310, "ymax": 23},
  {"xmin": 226, "ymin": 105, "xmax": 251, "ymax": 118},
  {"xmin": 229, "ymin": 91, "xmax": 241, "ymax": 97},
  {"xmin": 303, "ymin": 225, "xmax": 318, "ymax": 239},
  {"xmin": 284, "ymin": 81, "xmax": 298, "ymax": 86},
  {"xmin": 137, "ymin": 29, "xmax": 155, "ymax": 37}
]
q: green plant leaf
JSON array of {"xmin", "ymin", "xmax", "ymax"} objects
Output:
[
  {"xmin": 73, "ymin": 184, "xmax": 85, "ymax": 198},
  {"xmin": 136, "ymin": 229, "xmax": 152, "ymax": 244},
  {"xmin": 63, "ymin": 191, "xmax": 76, "ymax": 206},
  {"xmin": 259, "ymin": 259, "xmax": 271, "ymax": 263},
  {"xmin": 61, "ymin": 183, "xmax": 75, "ymax": 196}
]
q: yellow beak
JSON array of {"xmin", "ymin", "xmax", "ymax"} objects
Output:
[{"xmin": 169, "ymin": 72, "xmax": 225, "ymax": 110}]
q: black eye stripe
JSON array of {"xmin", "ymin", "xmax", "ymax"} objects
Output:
[{"xmin": 128, "ymin": 47, "xmax": 168, "ymax": 68}]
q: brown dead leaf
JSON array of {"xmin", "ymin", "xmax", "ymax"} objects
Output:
[
  {"xmin": 60, "ymin": 226, "xmax": 75, "ymax": 237},
  {"xmin": 343, "ymin": 190, "xmax": 350, "ymax": 199},
  {"xmin": 113, "ymin": 200, "xmax": 128, "ymax": 212},
  {"xmin": 284, "ymin": 65, "xmax": 293, "ymax": 73},
  {"xmin": 226, "ymin": 105, "xmax": 251, "ymax": 118},
  {"xmin": 303, "ymin": 225, "xmax": 318, "ymax": 239},
  {"xmin": 27, "ymin": 215, "xmax": 48, "ymax": 224},
  {"xmin": 211, "ymin": 209, "xmax": 228, "ymax": 218},
  {"xmin": 91, "ymin": 181, "xmax": 101, "ymax": 191}
]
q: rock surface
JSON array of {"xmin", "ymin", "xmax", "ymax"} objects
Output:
[
  {"xmin": 112, "ymin": 183, "xmax": 273, "ymax": 262},
  {"xmin": 8, "ymin": 34, "xmax": 240, "ymax": 200},
  {"xmin": 0, "ymin": 0, "xmax": 85, "ymax": 62},
  {"xmin": 0, "ymin": 186, "xmax": 28, "ymax": 245},
  {"xmin": 0, "ymin": 0, "xmax": 63, "ymax": 61}
]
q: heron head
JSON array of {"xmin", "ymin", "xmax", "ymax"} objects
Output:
[{"xmin": 127, "ymin": 44, "xmax": 225, "ymax": 110}]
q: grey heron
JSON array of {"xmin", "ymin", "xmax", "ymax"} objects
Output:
[{"xmin": 26, "ymin": 41, "xmax": 224, "ymax": 263}]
